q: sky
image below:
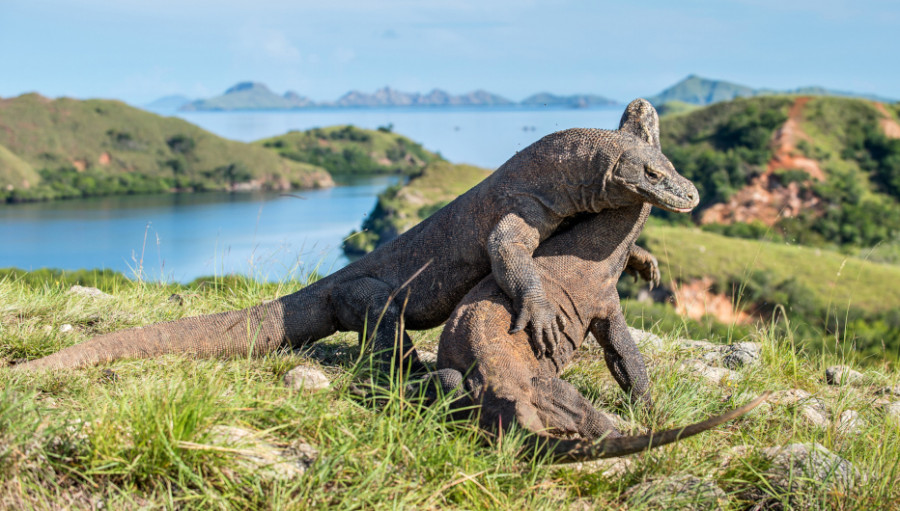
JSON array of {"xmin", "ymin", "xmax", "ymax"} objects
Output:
[{"xmin": 1, "ymin": 0, "xmax": 898, "ymax": 105}]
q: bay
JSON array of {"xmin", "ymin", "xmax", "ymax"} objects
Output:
[
  {"xmin": 2, "ymin": 106, "xmax": 625, "ymax": 281},
  {"xmin": 0, "ymin": 176, "xmax": 399, "ymax": 283},
  {"xmin": 175, "ymin": 106, "xmax": 624, "ymax": 169}
]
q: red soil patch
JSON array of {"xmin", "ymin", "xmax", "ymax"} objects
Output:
[
  {"xmin": 98, "ymin": 152, "xmax": 111, "ymax": 165},
  {"xmin": 874, "ymin": 103, "xmax": 900, "ymax": 139},
  {"xmin": 673, "ymin": 277, "xmax": 752, "ymax": 325},
  {"xmin": 700, "ymin": 96, "xmax": 823, "ymax": 227}
]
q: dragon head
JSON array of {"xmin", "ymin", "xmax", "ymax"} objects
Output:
[{"xmin": 608, "ymin": 99, "xmax": 699, "ymax": 213}]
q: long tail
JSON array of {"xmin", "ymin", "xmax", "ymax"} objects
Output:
[
  {"xmin": 537, "ymin": 392, "xmax": 769, "ymax": 462},
  {"xmin": 11, "ymin": 289, "xmax": 335, "ymax": 371}
]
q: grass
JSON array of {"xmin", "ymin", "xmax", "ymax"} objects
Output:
[
  {"xmin": 0, "ymin": 94, "xmax": 332, "ymax": 201},
  {"xmin": 2, "ymin": 270, "xmax": 900, "ymax": 509}
]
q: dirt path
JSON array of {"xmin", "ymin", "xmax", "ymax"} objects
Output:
[
  {"xmin": 874, "ymin": 102, "xmax": 900, "ymax": 139},
  {"xmin": 700, "ymin": 96, "xmax": 822, "ymax": 226}
]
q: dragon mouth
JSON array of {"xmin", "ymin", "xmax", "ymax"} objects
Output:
[{"xmin": 634, "ymin": 187, "xmax": 698, "ymax": 213}]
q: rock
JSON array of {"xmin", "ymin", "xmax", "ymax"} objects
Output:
[
  {"xmin": 599, "ymin": 411, "xmax": 640, "ymax": 434},
  {"xmin": 59, "ymin": 324, "xmax": 74, "ymax": 333},
  {"xmin": 885, "ymin": 401, "xmax": 900, "ymax": 423},
  {"xmin": 623, "ymin": 474, "xmax": 727, "ymax": 510},
  {"xmin": 68, "ymin": 285, "xmax": 113, "ymax": 300},
  {"xmin": 750, "ymin": 443, "xmax": 863, "ymax": 506},
  {"xmin": 799, "ymin": 405, "xmax": 830, "ymax": 428},
  {"xmin": 721, "ymin": 342, "xmax": 761, "ymax": 369},
  {"xmin": 825, "ymin": 365, "xmax": 863, "ymax": 386},
  {"xmin": 767, "ymin": 389, "xmax": 830, "ymax": 427},
  {"xmin": 679, "ymin": 359, "xmax": 740, "ymax": 384},
  {"xmin": 676, "ymin": 340, "xmax": 761, "ymax": 370},
  {"xmin": 204, "ymin": 425, "xmax": 317, "ymax": 481},
  {"xmin": 874, "ymin": 384, "xmax": 900, "ymax": 397},
  {"xmin": 283, "ymin": 365, "xmax": 331, "ymax": 392},
  {"xmin": 562, "ymin": 457, "xmax": 635, "ymax": 477},
  {"xmin": 836, "ymin": 410, "xmax": 862, "ymax": 434},
  {"xmin": 768, "ymin": 388, "xmax": 813, "ymax": 406},
  {"xmin": 716, "ymin": 444, "xmax": 753, "ymax": 471},
  {"xmin": 628, "ymin": 327, "xmax": 664, "ymax": 349},
  {"xmin": 417, "ymin": 349, "xmax": 437, "ymax": 365},
  {"xmin": 167, "ymin": 293, "xmax": 184, "ymax": 306}
]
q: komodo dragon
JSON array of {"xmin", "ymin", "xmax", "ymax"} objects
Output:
[
  {"xmin": 410, "ymin": 204, "xmax": 767, "ymax": 460},
  {"xmin": 403, "ymin": 102, "xmax": 768, "ymax": 460},
  {"xmin": 12, "ymin": 99, "xmax": 699, "ymax": 374}
]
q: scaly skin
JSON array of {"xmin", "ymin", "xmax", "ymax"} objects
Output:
[
  {"xmin": 12, "ymin": 99, "xmax": 699, "ymax": 373},
  {"xmin": 410, "ymin": 102, "xmax": 766, "ymax": 460}
]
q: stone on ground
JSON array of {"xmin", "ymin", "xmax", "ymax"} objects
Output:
[
  {"xmin": 623, "ymin": 474, "xmax": 727, "ymax": 511},
  {"xmin": 825, "ymin": 365, "xmax": 863, "ymax": 386},
  {"xmin": 679, "ymin": 359, "xmax": 740, "ymax": 384},
  {"xmin": 205, "ymin": 425, "xmax": 317, "ymax": 481},
  {"xmin": 283, "ymin": 365, "xmax": 331, "ymax": 392},
  {"xmin": 68, "ymin": 285, "xmax": 113, "ymax": 299}
]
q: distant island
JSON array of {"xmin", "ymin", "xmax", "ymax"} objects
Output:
[{"xmin": 149, "ymin": 75, "xmax": 895, "ymax": 113}]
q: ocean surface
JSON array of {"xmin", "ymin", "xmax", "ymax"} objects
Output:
[
  {"xmin": 2, "ymin": 106, "xmax": 624, "ymax": 281},
  {"xmin": 175, "ymin": 106, "xmax": 624, "ymax": 169}
]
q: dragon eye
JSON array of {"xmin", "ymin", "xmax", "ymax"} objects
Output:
[{"xmin": 645, "ymin": 166, "xmax": 662, "ymax": 184}]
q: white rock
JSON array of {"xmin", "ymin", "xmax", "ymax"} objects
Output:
[
  {"xmin": 884, "ymin": 401, "xmax": 900, "ymax": 423},
  {"xmin": 837, "ymin": 410, "xmax": 862, "ymax": 434},
  {"xmin": 205, "ymin": 425, "xmax": 316, "ymax": 481},
  {"xmin": 59, "ymin": 324, "xmax": 74, "ymax": 333},
  {"xmin": 679, "ymin": 359, "xmax": 740, "ymax": 384},
  {"xmin": 799, "ymin": 405, "xmax": 830, "ymax": 428},
  {"xmin": 624, "ymin": 474, "xmax": 727, "ymax": 510},
  {"xmin": 417, "ymin": 350, "xmax": 438, "ymax": 365},
  {"xmin": 283, "ymin": 365, "xmax": 331, "ymax": 392},
  {"xmin": 825, "ymin": 365, "xmax": 863, "ymax": 386},
  {"xmin": 68, "ymin": 285, "xmax": 113, "ymax": 299},
  {"xmin": 627, "ymin": 327, "xmax": 664, "ymax": 350}
]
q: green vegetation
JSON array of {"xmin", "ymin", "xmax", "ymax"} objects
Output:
[
  {"xmin": 258, "ymin": 125, "xmax": 442, "ymax": 176},
  {"xmin": 657, "ymin": 96, "xmax": 900, "ymax": 251},
  {"xmin": 2, "ymin": 270, "xmax": 900, "ymax": 508},
  {"xmin": 640, "ymin": 225, "xmax": 900, "ymax": 361},
  {"xmin": 0, "ymin": 94, "xmax": 332, "ymax": 203},
  {"xmin": 659, "ymin": 96, "xmax": 793, "ymax": 208},
  {"xmin": 343, "ymin": 160, "xmax": 491, "ymax": 254}
]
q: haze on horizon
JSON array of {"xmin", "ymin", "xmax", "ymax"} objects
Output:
[{"xmin": 1, "ymin": 0, "xmax": 898, "ymax": 105}]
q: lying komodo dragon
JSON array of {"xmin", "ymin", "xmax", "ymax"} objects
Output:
[
  {"xmin": 12, "ymin": 99, "xmax": 699, "ymax": 374},
  {"xmin": 407, "ymin": 102, "xmax": 768, "ymax": 460}
]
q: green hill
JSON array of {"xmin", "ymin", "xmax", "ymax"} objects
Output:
[
  {"xmin": 649, "ymin": 75, "xmax": 757, "ymax": 106},
  {"xmin": 0, "ymin": 93, "xmax": 333, "ymax": 202},
  {"xmin": 649, "ymin": 75, "xmax": 897, "ymax": 106},
  {"xmin": 658, "ymin": 95, "xmax": 900, "ymax": 253},
  {"xmin": 181, "ymin": 82, "xmax": 312, "ymax": 111},
  {"xmin": 343, "ymin": 160, "xmax": 491, "ymax": 254},
  {"xmin": 257, "ymin": 124, "xmax": 443, "ymax": 177}
]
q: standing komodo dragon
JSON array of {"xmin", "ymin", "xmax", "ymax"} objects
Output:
[
  {"xmin": 12, "ymin": 99, "xmax": 699, "ymax": 374},
  {"xmin": 407, "ymin": 101, "xmax": 768, "ymax": 460}
]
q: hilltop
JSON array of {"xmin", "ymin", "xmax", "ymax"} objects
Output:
[
  {"xmin": 181, "ymin": 82, "xmax": 312, "ymax": 111},
  {"xmin": 648, "ymin": 74, "xmax": 896, "ymax": 106},
  {"xmin": 0, "ymin": 94, "xmax": 333, "ymax": 202},
  {"xmin": 257, "ymin": 124, "xmax": 442, "ymax": 176}
]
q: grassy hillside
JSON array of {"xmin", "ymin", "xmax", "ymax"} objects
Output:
[
  {"xmin": 1, "ymin": 272, "xmax": 900, "ymax": 508},
  {"xmin": 258, "ymin": 124, "xmax": 443, "ymax": 177},
  {"xmin": 343, "ymin": 160, "xmax": 491, "ymax": 254},
  {"xmin": 0, "ymin": 94, "xmax": 333, "ymax": 202},
  {"xmin": 658, "ymin": 96, "xmax": 900, "ymax": 253}
]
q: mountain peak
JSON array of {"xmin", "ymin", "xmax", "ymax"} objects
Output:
[{"xmin": 224, "ymin": 82, "xmax": 271, "ymax": 95}]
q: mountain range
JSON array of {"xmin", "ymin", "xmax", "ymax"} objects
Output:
[{"xmin": 150, "ymin": 75, "xmax": 896, "ymax": 112}]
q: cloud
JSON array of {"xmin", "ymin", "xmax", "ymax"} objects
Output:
[{"xmin": 236, "ymin": 26, "xmax": 302, "ymax": 64}]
